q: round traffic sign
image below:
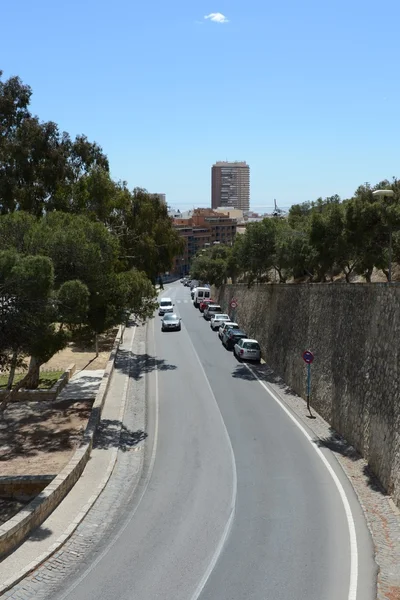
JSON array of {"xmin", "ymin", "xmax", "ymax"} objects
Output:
[
  {"xmin": 230, "ymin": 299, "xmax": 238, "ymax": 309},
  {"xmin": 302, "ymin": 350, "xmax": 314, "ymax": 364}
]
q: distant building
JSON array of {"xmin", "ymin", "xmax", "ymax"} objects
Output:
[
  {"xmin": 151, "ymin": 193, "xmax": 166, "ymax": 205},
  {"xmin": 171, "ymin": 208, "xmax": 237, "ymax": 276},
  {"xmin": 211, "ymin": 161, "xmax": 250, "ymax": 211}
]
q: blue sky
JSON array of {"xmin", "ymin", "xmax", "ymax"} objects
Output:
[{"xmin": 1, "ymin": 0, "xmax": 400, "ymax": 212}]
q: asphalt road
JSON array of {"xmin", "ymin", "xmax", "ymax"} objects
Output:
[{"xmin": 57, "ymin": 281, "xmax": 376, "ymax": 600}]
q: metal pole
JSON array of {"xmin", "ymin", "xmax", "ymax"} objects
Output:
[
  {"xmin": 306, "ymin": 363, "xmax": 312, "ymax": 417},
  {"xmin": 389, "ymin": 225, "xmax": 392, "ymax": 283}
]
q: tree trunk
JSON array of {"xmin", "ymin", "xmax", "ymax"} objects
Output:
[
  {"xmin": 365, "ymin": 268, "xmax": 373, "ymax": 283},
  {"xmin": 6, "ymin": 350, "xmax": 18, "ymax": 390},
  {"xmin": 0, "ymin": 356, "xmax": 42, "ymax": 415},
  {"xmin": 95, "ymin": 333, "xmax": 99, "ymax": 357},
  {"xmin": 345, "ymin": 270, "xmax": 350, "ymax": 283},
  {"xmin": 20, "ymin": 356, "xmax": 41, "ymax": 390}
]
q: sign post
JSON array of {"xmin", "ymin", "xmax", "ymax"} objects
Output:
[
  {"xmin": 302, "ymin": 350, "xmax": 314, "ymax": 417},
  {"xmin": 230, "ymin": 298, "xmax": 238, "ymax": 322}
]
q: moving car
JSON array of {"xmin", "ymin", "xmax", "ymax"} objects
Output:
[
  {"xmin": 199, "ymin": 298, "xmax": 214, "ymax": 313},
  {"xmin": 161, "ymin": 313, "xmax": 182, "ymax": 331},
  {"xmin": 218, "ymin": 322, "xmax": 240, "ymax": 341},
  {"xmin": 223, "ymin": 328, "xmax": 247, "ymax": 350},
  {"xmin": 210, "ymin": 313, "xmax": 230, "ymax": 330},
  {"xmin": 233, "ymin": 338, "xmax": 261, "ymax": 362},
  {"xmin": 203, "ymin": 304, "xmax": 222, "ymax": 321},
  {"xmin": 158, "ymin": 298, "xmax": 174, "ymax": 316}
]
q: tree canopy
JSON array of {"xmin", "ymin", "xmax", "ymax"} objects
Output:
[
  {"xmin": 0, "ymin": 71, "xmax": 182, "ymax": 397},
  {"xmin": 191, "ymin": 178, "xmax": 400, "ymax": 286}
]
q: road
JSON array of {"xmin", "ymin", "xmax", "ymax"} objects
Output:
[{"xmin": 54, "ymin": 281, "xmax": 376, "ymax": 600}]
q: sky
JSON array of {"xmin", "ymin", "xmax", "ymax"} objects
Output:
[{"xmin": 1, "ymin": 0, "xmax": 400, "ymax": 212}]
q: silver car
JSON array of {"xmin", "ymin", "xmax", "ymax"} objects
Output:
[
  {"xmin": 161, "ymin": 313, "xmax": 182, "ymax": 332},
  {"xmin": 233, "ymin": 338, "xmax": 261, "ymax": 362}
]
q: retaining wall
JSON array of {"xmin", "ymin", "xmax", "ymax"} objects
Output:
[
  {"xmin": 215, "ymin": 283, "xmax": 400, "ymax": 507},
  {"xmin": 0, "ymin": 327, "xmax": 124, "ymax": 558}
]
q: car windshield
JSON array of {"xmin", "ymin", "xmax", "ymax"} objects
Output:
[
  {"xmin": 244, "ymin": 342, "xmax": 260, "ymax": 350},
  {"xmin": 216, "ymin": 315, "xmax": 229, "ymax": 320},
  {"xmin": 163, "ymin": 314, "xmax": 177, "ymax": 320},
  {"xmin": 160, "ymin": 301, "xmax": 172, "ymax": 307}
]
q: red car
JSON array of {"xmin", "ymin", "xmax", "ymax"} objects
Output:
[{"xmin": 199, "ymin": 298, "xmax": 214, "ymax": 312}]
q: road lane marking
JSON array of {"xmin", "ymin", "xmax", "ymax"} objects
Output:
[
  {"xmin": 184, "ymin": 335, "xmax": 238, "ymax": 600},
  {"xmin": 57, "ymin": 319, "xmax": 160, "ymax": 600},
  {"xmin": 245, "ymin": 363, "xmax": 358, "ymax": 600}
]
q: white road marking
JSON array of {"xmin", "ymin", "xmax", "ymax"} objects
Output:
[
  {"xmin": 245, "ymin": 363, "xmax": 358, "ymax": 600},
  {"xmin": 184, "ymin": 334, "xmax": 238, "ymax": 600},
  {"xmin": 57, "ymin": 319, "xmax": 160, "ymax": 600}
]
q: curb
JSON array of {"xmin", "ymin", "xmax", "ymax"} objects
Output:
[{"xmin": 0, "ymin": 324, "xmax": 125, "ymax": 571}]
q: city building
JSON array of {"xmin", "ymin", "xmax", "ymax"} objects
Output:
[
  {"xmin": 171, "ymin": 208, "xmax": 237, "ymax": 276},
  {"xmin": 151, "ymin": 193, "xmax": 166, "ymax": 205},
  {"xmin": 211, "ymin": 161, "xmax": 250, "ymax": 211}
]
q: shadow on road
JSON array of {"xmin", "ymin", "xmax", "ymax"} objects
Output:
[
  {"xmin": 116, "ymin": 349, "xmax": 177, "ymax": 381},
  {"xmin": 94, "ymin": 419, "xmax": 148, "ymax": 451},
  {"xmin": 231, "ymin": 361, "xmax": 299, "ymax": 399}
]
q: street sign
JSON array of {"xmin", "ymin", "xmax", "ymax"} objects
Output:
[
  {"xmin": 230, "ymin": 298, "xmax": 238, "ymax": 309},
  {"xmin": 302, "ymin": 350, "xmax": 314, "ymax": 364}
]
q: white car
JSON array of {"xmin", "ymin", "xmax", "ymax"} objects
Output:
[
  {"xmin": 218, "ymin": 322, "xmax": 239, "ymax": 340},
  {"xmin": 158, "ymin": 298, "xmax": 174, "ymax": 316},
  {"xmin": 233, "ymin": 338, "xmax": 261, "ymax": 362},
  {"xmin": 210, "ymin": 314, "xmax": 230, "ymax": 331}
]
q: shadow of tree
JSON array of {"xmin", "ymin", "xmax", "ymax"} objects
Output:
[
  {"xmin": 0, "ymin": 402, "xmax": 91, "ymax": 461},
  {"xmin": 94, "ymin": 419, "xmax": 148, "ymax": 451},
  {"xmin": 315, "ymin": 429, "xmax": 361, "ymax": 461},
  {"xmin": 115, "ymin": 349, "xmax": 177, "ymax": 381},
  {"xmin": 231, "ymin": 360, "xmax": 299, "ymax": 398},
  {"xmin": 28, "ymin": 525, "xmax": 53, "ymax": 542},
  {"xmin": 363, "ymin": 464, "xmax": 387, "ymax": 495}
]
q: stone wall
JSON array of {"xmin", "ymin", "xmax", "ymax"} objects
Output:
[{"xmin": 215, "ymin": 283, "xmax": 400, "ymax": 507}]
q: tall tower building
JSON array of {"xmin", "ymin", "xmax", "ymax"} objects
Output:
[{"xmin": 211, "ymin": 161, "xmax": 250, "ymax": 211}]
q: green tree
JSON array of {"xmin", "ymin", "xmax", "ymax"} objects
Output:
[
  {"xmin": 0, "ymin": 254, "xmax": 69, "ymax": 406},
  {"xmin": 0, "ymin": 71, "xmax": 108, "ymax": 216}
]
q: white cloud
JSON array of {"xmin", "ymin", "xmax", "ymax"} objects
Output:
[{"xmin": 204, "ymin": 12, "xmax": 229, "ymax": 23}]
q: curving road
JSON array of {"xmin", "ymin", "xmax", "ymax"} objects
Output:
[{"xmin": 55, "ymin": 281, "xmax": 376, "ymax": 600}]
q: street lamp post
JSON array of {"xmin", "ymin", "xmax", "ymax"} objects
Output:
[{"xmin": 372, "ymin": 189, "xmax": 395, "ymax": 282}]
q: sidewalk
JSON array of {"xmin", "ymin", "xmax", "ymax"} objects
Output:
[{"xmin": 0, "ymin": 323, "xmax": 139, "ymax": 593}]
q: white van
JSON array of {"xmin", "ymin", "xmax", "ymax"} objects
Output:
[
  {"xmin": 158, "ymin": 298, "xmax": 174, "ymax": 316},
  {"xmin": 193, "ymin": 287, "xmax": 211, "ymax": 308}
]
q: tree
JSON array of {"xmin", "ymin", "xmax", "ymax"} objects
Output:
[
  {"xmin": 0, "ymin": 71, "xmax": 109, "ymax": 216},
  {"xmin": 0, "ymin": 254, "xmax": 69, "ymax": 407},
  {"xmin": 309, "ymin": 203, "xmax": 345, "ymax": 281},
  {"xmin": 115, "ymin": 188, "xmax": 185, "ymax": 282}
]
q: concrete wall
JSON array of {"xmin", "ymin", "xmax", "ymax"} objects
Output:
[{"xmin": 215, "ymin": 283, "xmax": 400, "ymax": 507}]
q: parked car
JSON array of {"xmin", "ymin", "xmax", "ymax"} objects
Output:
[
  {"xmin": 190, "ymin": 280, "xmax": 199, "ymax": 291},
  {"xmin": 193, "ymin": 287, "xmax": 211, "ymax": 308},
  {"xmin": 203, "ymin": 304, "xmax": 222, "ymax": 321},
  {"xmin": 218, "ymin": 322, "xmax": 240, "ymax": 341},
  {"xmin": 199, "ymin": 298, "xmax": 214, "ymax": 313},
  {"xmin": 233, "ymin": 338, "xmax": 261, "ymax": 362},
  {"xmin": 161, "ymin": 313, "xmax": 181, "ymax": 331},
  {"xmin": 158, "ymin": 298, "xmax": 174, "ymax": 316},
  {"xmin": 223, "ymin": 328, "xmax": 247, "ymax": 350},
  {"xmin": 184, "ymin": 280, "xmax": 191, "ymax": 287},
  {"xmin": 191, "ymin": 287, "xmax": 200, "ymax": 300},
  {"xmin": 210, "ymin": 314, "xmax": 230, "ymax": 330}
]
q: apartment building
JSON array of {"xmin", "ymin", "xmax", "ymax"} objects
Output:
[
  {"xmin": 171, "ymin": 208, "xmax": 237, "ymax": 276},
  {"xmin": 211, "ymin": 161, "xmax": 250, "ymax": 211}
]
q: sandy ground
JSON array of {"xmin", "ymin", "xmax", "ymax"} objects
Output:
[{"xmin": 0, "ymin": 400, "xmax": 92, "ymax": 477}]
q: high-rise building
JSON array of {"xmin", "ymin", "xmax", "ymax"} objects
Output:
[
  {"xmin": 211, "ymin": 161, "xmax": 250, "ymax": 211},
  {"xmin": 151, "ymin": 193, "xmax": 166, "ymax": 205}
]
